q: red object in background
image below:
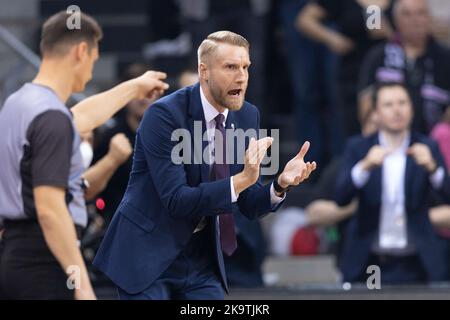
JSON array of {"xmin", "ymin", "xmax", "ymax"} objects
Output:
[
  {"xmin": 96, "ymin": 198, "xmax": 106, "ymax": 211},
  {"xmin": 290, "ymin": 227, "xmax": 319, "ymax": 256}
]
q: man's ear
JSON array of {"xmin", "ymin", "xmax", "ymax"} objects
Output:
[
  {"xmin": 199, "ymin": 62, "xmax": 208, "ymax": 82},
  {"xmin": 74, "ymin": 41, "xmax": 89, "ymax": 62}
]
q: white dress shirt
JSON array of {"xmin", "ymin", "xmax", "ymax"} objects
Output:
[{"xmin": 351, "ymin": 132, "xmax": 445, "ymax": 254}]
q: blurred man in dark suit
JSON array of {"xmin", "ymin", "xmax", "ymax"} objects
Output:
[{"xmin": 335, "ymin": 82, "xmax": 450, "ymax": 284}]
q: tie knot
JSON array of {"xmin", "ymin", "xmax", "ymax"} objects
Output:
[{"xmin": 215, "ymin": 114, "xmax": 225, "ymax": 128}]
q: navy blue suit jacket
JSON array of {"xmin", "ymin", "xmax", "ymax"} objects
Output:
[
  {"xmin": 93, "ymin": 84, "xmax": 283, "ymax": 294},
  {"xmin": 335, "ymin": 132, "xmax": 450, "ymax": 282}
]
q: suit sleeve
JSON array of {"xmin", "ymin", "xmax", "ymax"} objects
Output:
[
  {"xmin": 237, "ymin": 108, "xmax": 284, "ymax": 220},
  {"xmin": 334, "ymin": 138, "xmax": 362, "ymax": 206},
  {"xmin": 139, "ymin": 102, "xmax": 232, "ymax": 220}
]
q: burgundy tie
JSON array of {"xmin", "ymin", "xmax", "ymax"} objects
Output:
[{"xmin": 213, "ymin": 113, "xmax": 237, "ymax": 256}]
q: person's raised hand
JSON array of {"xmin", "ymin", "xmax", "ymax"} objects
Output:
[
  {"xmin": 278, "ymin": 141, "xmax": 317, "ymax": 189},
  {"xmin": 407, "ymin": 143, "xmax": 437, "ymax": 173},
  {"xmin": 131, "ymin": 71, "xmax": 169, "ymax": 101},
  {"xmin": 360, "ymin": 145, "xmax": 392, "ymax": 171},
  {"xmin": 242, "ymin": 137, "xmax": 274, "ymax": 185},
  {"xmin": 107, "ymin": 133, "xmax": 133, "ymax": 165}
]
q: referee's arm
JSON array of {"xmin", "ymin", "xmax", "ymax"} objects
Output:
[
  {"xmin": 35, "ymin": 186, "xmax": 96, "ymax": 299},
  {"xmin": 71, "ymin": 71, "xmax": 168, "ymax": 135},
  {"xmin": 30, "ymin": 110, "xmax": 96, "ymax": 300}
]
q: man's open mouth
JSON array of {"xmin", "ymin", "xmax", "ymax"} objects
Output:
[{"xmin": 228, "ymin": 89, "xmax": 242, "ymax": 96}]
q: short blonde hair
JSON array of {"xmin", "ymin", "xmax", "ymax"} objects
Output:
[{"xmin": 197, "ymin": 31, "xmax": 250, "ymax": 64}]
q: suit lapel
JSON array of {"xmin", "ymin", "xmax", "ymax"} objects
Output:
[
  {"xmin": 371, "ymin": 168, "xmax": 382, "ymax": 207},
  {"xmin": 187, "ymin": 83, "xmax": 210, "ymax": 183}
]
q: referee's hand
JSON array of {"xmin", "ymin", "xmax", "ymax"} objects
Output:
[{"xmin": 132, "ymin": 71, "xmax": 169, "ymax": 101}]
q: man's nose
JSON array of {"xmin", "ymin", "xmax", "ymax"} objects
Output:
[
  {"xmin": 236, "ymin": 68, "xmax": 247, "ymax": 83},
  {"xmin": 393, "ymin": 105, "xmax": 404, "ymax": 115}
]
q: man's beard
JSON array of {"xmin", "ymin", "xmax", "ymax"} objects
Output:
[{"xmin": 210, "ymin": 86, "xmax": 245, "ymax": 111}]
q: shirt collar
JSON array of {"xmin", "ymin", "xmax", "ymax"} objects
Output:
[
  {"xmin": 378, "ymin": 131, "xmax": 411, "ymax": 153},
  {"xmin": 200, "ymin": 85, "xmax": 228, "ymax": 125}
]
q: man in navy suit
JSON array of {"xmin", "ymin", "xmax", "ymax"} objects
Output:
[
  {"xmin": 93, "ymin": 31, "xmax": 317, "ymax": 299},
  {"xmin": 335, "ymin": 82, "xmax": 450, "ymax": 284}
]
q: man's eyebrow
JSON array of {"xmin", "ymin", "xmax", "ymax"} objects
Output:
[
  {"xmin": 222, "ymin": 60, "xmax": 251, "ymax": 65},
  {"xmin": 222, "ymin": 60, "xmax": 239, "ymax": 64}
]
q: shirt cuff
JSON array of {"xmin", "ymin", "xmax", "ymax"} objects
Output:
[
  {"xmin": 270, "ymin": 182, "xmax": 286, "ymax": 205},
  {"xmin": 430, "ymin": 166, "xmax": 445, "ymax": 190},
  {"xmin": 351, "ymin": 161, "xmax": 370, "ymax": 188},
  {"xmin": 230, "ymin": 176, "xmax": 238, "ymax": 203}
]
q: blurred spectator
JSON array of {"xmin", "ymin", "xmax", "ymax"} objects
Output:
[
  {"xmin": 429, "ymin": 107, "xmax": 450, "ymax": 232},
  {"xmin": 359, "ymin": 0, "xmax": 450, "ymax": 135},
  {"xmin": 431, "ymin": 107, "xmax": 450, "ymax": 170},
  {"xmin": 298, "ymin": 0, "xmax": 394, "ymax": 138},
  {"xmin": 177, "ymin": 67, "xmax": 199, "ymax": 89},
  {"xmin": 81, "ymin": 132, "xmax": 133, "ymax": 201},
  {"xmin": 301, "ymin": 98, "xmax": 450, "ymax": 259},
  {"xmin": 93, "ymin": 63, "xmax": 153, "ymax": 223},
  {"xmin": 178, "ymin": 0, "xmax": 269, "ymax": 112},
  {"xmin": 278, "ymin": 0, "xmax": 341, "ymax": 168},
  {"xmin": 428, "ymin": 0, "xmax": 450, "ymax": 46},
  {"xmin": 269, "ymin": 207, "xmax": 310, "ymax": 256},
  {"xmin": 429, "ymin": 206, "xmax": 450, "ymax": 230},
  {"xmin": 335, "ymin": 82, "xmax": 450, "ymax": 284},
  {"xmin": 269, "ymin": 103, "xmax": 378, "ymax": 261}
]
